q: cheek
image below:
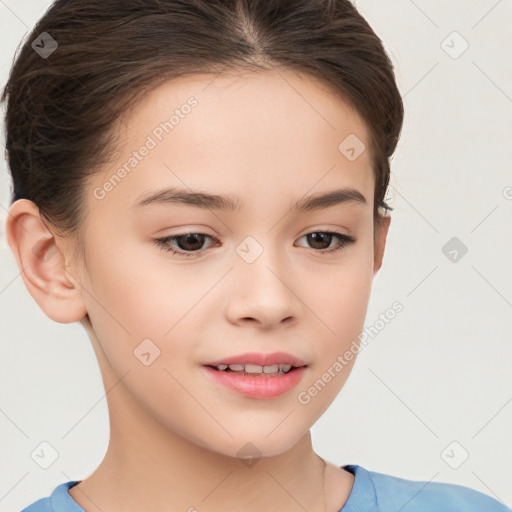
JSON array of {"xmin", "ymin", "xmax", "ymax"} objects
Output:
[
  {"xmin": 301, "ymin": 243, "xmax": 374, "ymax": 337},
  {"xmin": 81, "ymin": 239, "xmax": 225, "ymax": 404},
  {"xmin": 292, "ymin": 270, "xmax": 373, "ymax": 425},
  {"xmin": 326, "ymin": 268, "xmax": 373, "ymax": 337},
  {"xmin": 80, "ymin": 250, "xmax": 214, "ymax": 440},
  {"xmin": 84, "ymin": 239, "xmax": 188, "ymax": 333}
]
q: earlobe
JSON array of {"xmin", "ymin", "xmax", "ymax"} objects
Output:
[
  {"xmin": 373, "ymin": 214, "xmax": 391, "ymax": 275},
  {"xmin": 6, "ymin": 199, "xmax": 88, "ymax": 324}
]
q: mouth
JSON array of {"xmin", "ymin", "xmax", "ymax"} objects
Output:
[
  {"xmin": 203, "ymin": 363, "xmax": 308, "ymax": 399},
  {"xmin": 205, "ymin": 363, "xmax": 306, "ymax": 377}
]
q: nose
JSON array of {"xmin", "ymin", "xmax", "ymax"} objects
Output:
[{"xmin": 224, "ymin": 239, "xmax": 302, "ymax": 330}]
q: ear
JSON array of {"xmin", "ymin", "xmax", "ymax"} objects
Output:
[
  {"xmin": 6, "ymin": 199, "xmax": 88, "ymax": 324},
  {"xmin": 373, "ymin": 214, "xmax": 391, "ymax": 275}
]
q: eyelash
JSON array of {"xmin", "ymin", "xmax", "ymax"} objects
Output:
[{"xmin": 153, "ymin": 230, "xmax": 356, "ymax": 258}]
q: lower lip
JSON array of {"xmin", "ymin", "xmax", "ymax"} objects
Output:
[{"xmin": 203, "ymin": 366, "xmax": 307, "ymax": 399}]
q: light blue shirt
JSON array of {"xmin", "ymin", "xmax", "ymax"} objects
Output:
[{"xmin": 19, "ymin": 464, "xmax": 510, "ymax": 511}]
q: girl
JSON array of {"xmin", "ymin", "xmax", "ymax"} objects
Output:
[{"xmin": 3, "ymin": 1, "xmax": 509, "ymax": 510}]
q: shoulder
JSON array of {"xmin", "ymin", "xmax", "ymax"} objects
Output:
[
  {"xmin": 350, "ymin": 465, "xmax": 510, "ymax": 512},
  {"xmin": 17, "ymin": 481, "xmax": 83, "ymax": 512},
  {"xmin": 18, "ymin": 497, "xmax": 53, "ymax": 512}
]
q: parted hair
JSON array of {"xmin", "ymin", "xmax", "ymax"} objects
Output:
[{"xmin": 2, "ymin": 0, "xmax": 403, "ymax": 257}]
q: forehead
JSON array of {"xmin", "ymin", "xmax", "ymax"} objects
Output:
[{"xmin": 88, "ymin": 68, "xmax": 374, "ymax": 215}]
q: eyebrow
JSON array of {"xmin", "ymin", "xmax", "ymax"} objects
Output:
[{"xmin": 134, "ymin": 186, "xmax": 367, "ymax": 212}]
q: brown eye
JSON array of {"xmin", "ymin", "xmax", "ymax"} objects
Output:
[
  {"xmin": 173, "ymin": 233, "xmax": 207, "ymax": 251},
  {"xmin": 153, "ymin": 233, "xmax": 217, "ymax": 257},
  {"xmin": 306, "ymin": 232, "xmax": 333, "ymax": 250},
  {"xmin": 297, "ymin": 231, "xmax": 356, "ymax": 254}
]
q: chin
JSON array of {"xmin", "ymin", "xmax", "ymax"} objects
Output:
[{"xmin": 193, "ymin": 427, "xmax": 308, "ymax": 461}]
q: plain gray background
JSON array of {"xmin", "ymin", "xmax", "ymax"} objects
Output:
[{"xmin": 1, "ymin": 0, "xmax": 511, "ymax": 510}]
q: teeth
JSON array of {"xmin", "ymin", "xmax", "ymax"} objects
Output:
[{"xmin": 214, "ymin": 363, "xmax": 295, "ymax": 375}]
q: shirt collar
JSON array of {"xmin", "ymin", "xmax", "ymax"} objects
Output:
[
  {"xmin": 339, "ymin": 464, "xmax": 379, "ymax": 512},
  {"xmin": 50, "ymin": 481, "xmax": 85, "ymax": 512},
  {"xmin": 53, "ymin": 465, "xmax": 380, "ymax": 512}
]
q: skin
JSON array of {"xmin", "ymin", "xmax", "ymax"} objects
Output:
[{"xmin": 7, "ymin": 68, "xmax": 390, "ymax": 512}]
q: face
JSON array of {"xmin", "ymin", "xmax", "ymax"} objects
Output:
[{"xmin": 73, "ymin": 68, "xmax": 387, "ymax": 457}]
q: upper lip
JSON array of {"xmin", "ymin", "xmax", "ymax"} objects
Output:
[{"xmin": 204, "ymin": 351, "xmax": 307, "ymax": 368}]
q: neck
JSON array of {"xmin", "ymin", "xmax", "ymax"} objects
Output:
[{"xmin": 69, "ymin": 378, "xmax": 327, "ymax": 512}]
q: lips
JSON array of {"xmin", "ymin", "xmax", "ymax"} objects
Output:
[
  {"xmin": 203, "ymin": 351, "xmax": 307, "ymax": 368},
  {"xmin": 203, "ymin": 365, "xmax": 307, "ymax": 398}
]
